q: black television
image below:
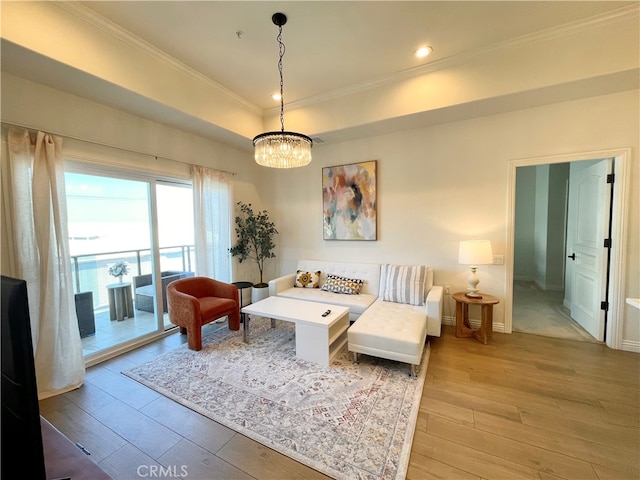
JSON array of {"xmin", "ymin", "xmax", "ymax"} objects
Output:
[{"xmin": 1, "ymin": 275, "xmax": 46, "ymax": 479}]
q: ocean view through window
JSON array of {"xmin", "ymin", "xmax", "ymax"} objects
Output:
[{"xmin": 65, "ymin": 170, "xmax": 195, "ymax": 360}]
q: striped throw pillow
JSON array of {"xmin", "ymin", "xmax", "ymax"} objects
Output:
[{"xmin": 382, "ymin": 264, "xmax": 427, "ymax": 305}]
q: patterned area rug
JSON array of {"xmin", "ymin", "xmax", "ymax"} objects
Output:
[{"xmin": 123, "ymin": 319, "xmax": 429, "ymax": 480}]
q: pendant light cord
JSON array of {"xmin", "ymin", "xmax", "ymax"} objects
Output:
[
  {"xmin": 252, "ymin": 12, "xmax": 312, "ymax": 168},
  {"xmin": 277, "ymin": 24, "xmax": 286, "ymax": 133}
]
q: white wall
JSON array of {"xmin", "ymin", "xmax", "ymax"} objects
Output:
[
  {"xmin": 0, "ymin": 74, "xmax": 268, "ymax": 285},
  {"xmin": 546, "ymin": 163, "xmax": 569, "ymax": 291},
  {"xmin": 514, "ymin": 167, "xmax": 536, "ymax": 281},
  {"xmin": 2, "ymin": 74, "xmax": 638, "ymax": 350},
  {"xmin": 267, "ymin": 89, "xmax": 639, "ymax": 348},
  {"xmin": 514, "ymin": 163, "xmax": 569, "ymax": 290},
  {"xmin": 534, "ymin": 165, "xmax": 551, "ymax": 288}
]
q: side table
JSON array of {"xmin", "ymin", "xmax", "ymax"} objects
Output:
[
  {"xmin": 107, "ymin": 282, "xmax": 134, "ymax": 321},
  {"xmin": 232, "ymin": 281, "xmax": 253, "ymax": 323},
  {"xmin": 452, "ymin": 292, "xmax": 499, "ymax": 344}
]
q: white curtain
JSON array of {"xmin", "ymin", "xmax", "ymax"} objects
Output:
[
  {"xmin": 3, "ymin": 127, "xmax": 85, "ymax": 399},
  {"xmin": 191, "ymin": 165, "xmax": 233, "ymax": 282}
]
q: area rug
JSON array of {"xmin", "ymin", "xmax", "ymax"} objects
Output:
[{"xmin": 123, "ymin": 319, "xmax": 429, "ymax": 480}]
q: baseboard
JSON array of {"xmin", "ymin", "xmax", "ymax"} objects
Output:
[
  {"xmin": 442, "ymin": 315, "xmax": 505, "ymax": 333},
  {"xmin": 621, "ymin": 340, "xmax": 640, "ymax": 353},
  {"xmin": 443, "ymin": 315, "xmax": 455, "ymax": 326}
]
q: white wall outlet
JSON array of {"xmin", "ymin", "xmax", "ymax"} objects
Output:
[
  {"xmin": 493, "ymin": 255, "xmax": 504, "ymax": 265},
  {"xmin": 445, "ymin": 285, "xmax": 451, "ymax": 295}
]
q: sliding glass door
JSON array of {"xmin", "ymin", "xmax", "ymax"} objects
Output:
[
  {"xmin": 156, "ymin": 182, "xmax": 195, "ymax": 329},
  {"xmin": 65, "ymin": 170, "xmax": 194, "ymax": 359}
]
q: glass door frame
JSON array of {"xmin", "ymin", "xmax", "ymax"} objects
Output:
[{"xmin": 65, "ymin": 162, "xmax": 193, "ymax": 365}]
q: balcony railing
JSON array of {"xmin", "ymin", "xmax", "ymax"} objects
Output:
[{"xmin": 70, "ymin": 245, "xmax": 195, "ymax": 309}]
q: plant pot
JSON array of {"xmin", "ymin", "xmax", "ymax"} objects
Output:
[{"xmin": 251, "ymin": 285, "xmax": 269, "ymax": 304}]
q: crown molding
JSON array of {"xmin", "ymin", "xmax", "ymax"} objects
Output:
[
  {"xmin": 52, "ymin": 2, "xmax": 638, "ymax": 117},
  {"xmin": 53, "ymin": 1, "xmax": 262, "ymax": 114},
  {"xmin": 274, "ymin": 3, "xmax": 640, "ymax": 114}
]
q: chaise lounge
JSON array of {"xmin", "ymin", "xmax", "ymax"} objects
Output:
[{"xmin": 269, "ymin": 259, "xmax": 443, "ymax": 375}]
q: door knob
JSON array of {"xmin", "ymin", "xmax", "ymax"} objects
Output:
[{"xmin": 568, "ymin": 253, "xmax": 576, "ymax": 260}]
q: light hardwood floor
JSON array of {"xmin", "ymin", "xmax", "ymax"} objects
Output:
[{"xmin": 40, "ymin": 325, "xmax": 640, "ymax": 480}]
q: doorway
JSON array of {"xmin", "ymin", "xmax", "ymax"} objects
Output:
[
  {"xmin": 512, "ymin": 160, "xmax": 611, "ymax": 342},
  {"xmin": 505, "ymin": 149, "xmax": 631, "ymax": 350}
]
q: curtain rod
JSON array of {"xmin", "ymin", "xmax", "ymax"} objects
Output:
[{"xmin": 2, "ymin": 121, "xmax": 238, "ymax": 176}]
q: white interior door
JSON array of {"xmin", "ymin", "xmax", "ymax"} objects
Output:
[{"xmin": 565, "ymin": 159, "xmax": 611, "ymax": 340}]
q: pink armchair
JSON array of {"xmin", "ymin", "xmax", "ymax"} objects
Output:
[{"xmin": 167, "ymin": 277, "xmax": 240, "ymax": 351}]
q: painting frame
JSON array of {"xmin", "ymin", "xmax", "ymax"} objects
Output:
[{"xmin": 322, "ymin": 160, "xmax": 377, "ymax": 241}]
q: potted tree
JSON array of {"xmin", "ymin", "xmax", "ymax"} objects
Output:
[{"xmin": 229, "ymin": 201, "xmax": 278, "ymax": 303}]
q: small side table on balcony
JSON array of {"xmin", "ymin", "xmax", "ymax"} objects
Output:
[{"xmin": 107, "ymin": 282, "xmax": 134, "ymax": 321}]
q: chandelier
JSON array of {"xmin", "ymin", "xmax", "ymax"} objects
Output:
[{"xmin": 253, "ymin": 13, "xmax": 312, "ymax": 168}]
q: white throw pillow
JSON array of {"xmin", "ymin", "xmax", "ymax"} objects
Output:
[{"xmin": 382, "ymin": 264, "xmax": 427, "ymax": 305}]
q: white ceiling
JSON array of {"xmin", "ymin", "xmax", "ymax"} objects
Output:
[
  {"xmin": 1, "ymin": 1, "xmax": 636, "ymax": 150},
  {"xmin": 77, "ymin": 1, "xmax": 631, "ymax": 110}
]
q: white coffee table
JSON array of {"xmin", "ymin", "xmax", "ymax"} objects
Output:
[{"xmin": 241, "ymin": 296, "xmax": 349, "ymax": 367}]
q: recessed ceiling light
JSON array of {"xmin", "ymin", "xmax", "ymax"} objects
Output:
[
  {"xmin": 415, "ymin": 46, "xmax": 433, "ymax": 58},
  {"xmin": 272, "ymin": 93, "xmax": 282, "ymax": 101}
]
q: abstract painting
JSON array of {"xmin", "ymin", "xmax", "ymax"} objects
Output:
[{"xmin": 322, "ymin": 161, "xmax": 377, "ymax": 240}]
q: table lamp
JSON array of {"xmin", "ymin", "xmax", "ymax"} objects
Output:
[{"xmin": 458, "ymin": 240, "xmax": 493, "ymax": 298}]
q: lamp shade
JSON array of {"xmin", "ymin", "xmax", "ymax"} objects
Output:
[{"xmin": 458, "ymin": 240, "xmax": 493, "ymax": 265}]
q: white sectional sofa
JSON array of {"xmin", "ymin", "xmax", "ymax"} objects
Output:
[
  {"xmin": 269, "ymin": 259, "xmax": 443, "ymax": 375},
  {"xmin": 269, "ymin": 260, "xmax": 382, "ymax": 322}
]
